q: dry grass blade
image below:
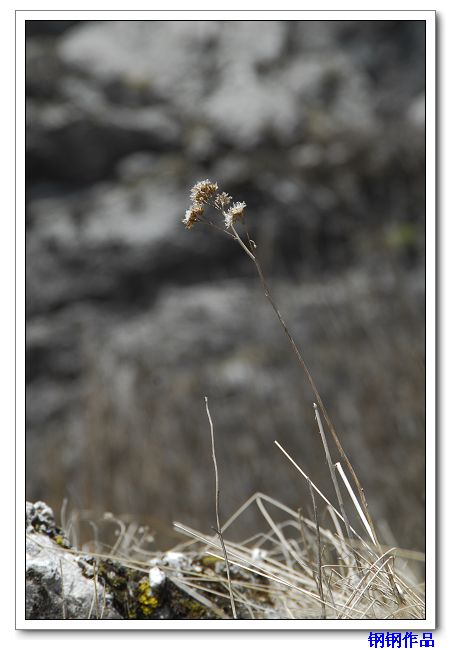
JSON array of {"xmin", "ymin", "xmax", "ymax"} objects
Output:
[
  {"xmin": 335, "ymin": 461, "xmax": 376, "ymax": 544},
  {"xmin": 255, "ymin": 495, "xmax": 312, "ymax": 575},
  {"xmin": 308, "ymin": 480, "xmax": 326, "ymax": 619},
  {"xmin": 313, "ymin": 403, "xmax": 362, "ymax": 572},
  {"xmin": 274, "ymin": 440, "xmax": 373, "ymax": 554}
]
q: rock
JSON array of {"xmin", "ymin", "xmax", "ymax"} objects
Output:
[
  {"xmin": 26, "ymin": 501, "xmax": 61, "ymax": 536},
  {"xmin": 26, "ymin": 97, "xmax": 182, "ymax": 183},
  {"xmin": 25, "ymin": 501, "xmax": 232, "ymax": 620},
  {"xmin": 26, "ymin": 501, "xmax": 122, "ymax": 619}
]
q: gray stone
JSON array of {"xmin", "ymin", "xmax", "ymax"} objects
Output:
[{"xmin": 26, "ymin": 502, "xmax": 122, "ymax": 620}]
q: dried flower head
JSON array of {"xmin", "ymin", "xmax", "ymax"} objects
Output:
[
  {"xmin": 189, "ymin": 179, "xmax": 218, "ymax": 206},
  {"xmin": 224, "ymin": 201, "xmax": 246, "ymax": 229},
  {"xmin": 214, "ymin": 192, "xmax": 232, "ymax": 210},
  {"xmin": 182, "ymin": 202, "xmax": 204, "ymax": 229}
]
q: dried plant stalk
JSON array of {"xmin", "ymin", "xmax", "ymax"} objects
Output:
[
  {"xmin": 182, "ymin": 180, "xmax": 406, "ymax": 607},
  {"xmin": 204, "ymin": 396, "xmax": 237, "ymax": 619}
]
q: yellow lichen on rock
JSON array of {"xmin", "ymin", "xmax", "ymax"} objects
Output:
[{"xmin": 136, "ymin": 579, "xmax": 158, "ymax": 616}]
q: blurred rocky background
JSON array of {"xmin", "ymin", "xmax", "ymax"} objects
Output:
[{"xmin": 26, "ymin": 20, "xmax": 426, "ymax": 554}]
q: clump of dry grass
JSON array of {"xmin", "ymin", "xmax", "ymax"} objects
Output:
[
  {"xmin": 51, "ymin": 480, "xmax": 424, "ymax": 620},
  {"xmin": 173, "ymin": 180, "xmax": 425, "ymax": 619},
  {"xmin": 172, "ymin": 490, "xmax": 424, "ymax": 620},
  {"xmin": 170, "ymin": 422, "xmax": 425, "ymax": 620}
]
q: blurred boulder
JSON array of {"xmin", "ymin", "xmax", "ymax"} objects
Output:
[{"xmin": 25, "ymin": 20, "xmax": 426, "ymax": 555}]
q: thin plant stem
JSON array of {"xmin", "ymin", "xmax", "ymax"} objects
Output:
[
  {"xmin": 184, "ymin": 184, "xmax": 406, "ymax": 608},
  {"xmin": 297, "ymin": 507, "xmax": 314, "ymax": 568},
  {"xmin": 230, "ymin": 224, "xmax": 382, "ymax": 560},
  {"xmin": 204, "ymin": 396, "xmax": 237, "ymax": 619}
]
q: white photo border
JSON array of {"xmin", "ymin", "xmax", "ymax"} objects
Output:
[{"xmin": 16, "ymin": 9, "xmax": 435, "ymax": 631}]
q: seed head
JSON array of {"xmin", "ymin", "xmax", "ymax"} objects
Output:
[
  {"xmin": 214, "ymin": 192, "xmax": 232, "ymax": 210},
  {"xmin": 224, "ymin": 201, "xmax": 246, "ymax": 229},
  {"xmin": 189, "ymin": 179, "xmax": 218, "ymax": 206},
  {"xmin": 182, "ymin": 203, "xmax": 204, "ymax": 229}
]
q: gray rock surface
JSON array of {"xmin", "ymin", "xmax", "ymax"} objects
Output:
[
  {"xmin": 25, "ymin": 502, "xmax": 232, "ymax": 620},
  {"xmin": 26, "ymin": 501, "xmax": 122, "ymax": 619}
]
